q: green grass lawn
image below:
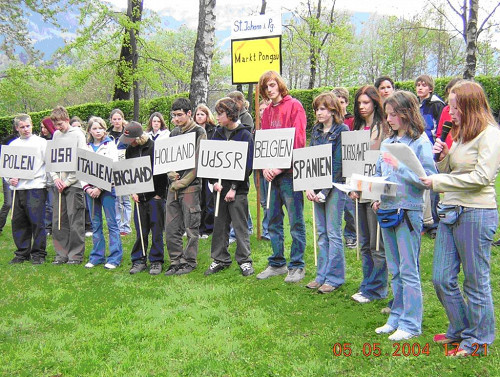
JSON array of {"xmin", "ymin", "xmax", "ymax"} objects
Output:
[{"xmin": 1, "ymin": 181, "xmax": 499, "ymax": 377}]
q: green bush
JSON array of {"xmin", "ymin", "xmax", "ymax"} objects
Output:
[{"xmin": 1, "ymin": 76, "xmax": 498, "ymax": 138}]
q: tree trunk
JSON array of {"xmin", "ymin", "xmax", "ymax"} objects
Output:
[
  {"xmin": 463, "ymin": 0, "xmax": 478, "ymax": 79},
  {"xmin": 113, "ymin": 0, "xmax": 143, "ymax": 102},
  {"xmin": 189, "ymin": 0, "xmax": 216, "ymax": 108}
]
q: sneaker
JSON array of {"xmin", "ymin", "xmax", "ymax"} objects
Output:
[
  {"xmin": 388, "ymin": 329, "xmax": 415, "ymax": 341},
  {"xmin": 149, "ymin": 262, "xmax": 162, "ymax": 275},
  {"xmin": 175, "ymin": 263, "xmax": 195, "ymax": 275},
  {"xmin": 9, "ymin": 257, "xmax": 26, "ymax": 264},
  {"xmin": 52, "ymin": 259, "xmax": 67, "ymax": 265},
  {"xmin": 285, "ymin": 268, "xmax": 306, "ymax": 283},
  {"xmin": 228, "ymin": 238, "xmax": 236, "ymax": 245},
  {"xmin": 120, "ymin": 232, "xmax": 129, "ymax": 236},
  {"xmin": 205, "ymin": 261, "xmax": 229, "ymax": 276},
  {"xmin": 164, "ymin": 264, "xmax": 180, "ymax": 276},
  {"xmin": 256, "ymin": 265, "xmax": 288, "ymax": 280},
  {"xmin": 446, "ymin": 347, "xmax": 469, "ymax": 357},
  {"xmin": 199, "ymin": 234, "xmax": 210, "ymax": 239},
  {"xmin": 32, "ymin": 258, "xmax": 45, "ymax": 265},
  {"xmin": 380, "ymin": 307, "xmax": 392, "ymax": 315},
  {"xmin": 129, "ymin": 262, "xmax": 147, "ymax": 274},
  {"xmin": 306, "ymin": 280, "xmax": 321, "ymax": 289},
  {"xmin": 85, "ymin": 231, "xmax": 93, "ymax": 237},
  {"xmin": 317, "ymin": 283, "xmax": 337, "ymax": 293},
  {"xmin": 375, "ymin": 324, "xmax": 395, "ymax": 334},
  {"xmin": 85, "ymin": 262, "xmax": 96, "ymax": 268},
  {"xmin": 345, "ymin": 238, "xmax": 357, "ymax": 249},
  {"xmin": 104, "ymin": 263, "xmax": 118, "ymax": 270},
  {"xmin": 240, "ymin": 262, "xmax": 254, "ymax": 276},
  {"xmin": 351, "ymin": 292, "xmax": 371, "ymax": 303},
  {"xmin": 433, "ymin": 333, "xmax": 460, "ymax": 344},
  {"xmin": 67, "ymin": 260, "xmax": 82, "ymax": 265}
]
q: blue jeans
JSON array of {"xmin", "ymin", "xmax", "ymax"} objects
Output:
[
  {"xmin": 343, "ymin": 197, "xmax": 356, "ymax": 240},
  {"xmin": 382, "ymin": 210, "xmax": 423, "ymax": 335},
  {"xmin": 358, "ymin": 202, "xmax": 387, "ymax": 299},
  {"xmin": 432, "ymin": 208, "xmax": 497, "ymax": 353},
  {"xmin": 314, "ymin": 188, "xmax": 346, "ymax": 287},
  {"xmin": 267, "ymin": 173, "xmax": 306, "ymax": 269},
  {"xmin": 254, "ymin": 169, "xmax": 270, "ymax": 239},
  {"xmin": 115, "ymin": 195, "xmax": 132, "ymax": 233},
  {"xmin": 132, "ymin": 197, "xmax": 165, "ymax": 264},
  {"xmin": 86, "ymin": 189, "xmax": 123, "ymax": 266}
]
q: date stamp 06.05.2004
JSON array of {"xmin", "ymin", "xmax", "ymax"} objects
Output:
[{"xmin": 331, "ymin": 342, "xmax": 488, "ymax": 357}]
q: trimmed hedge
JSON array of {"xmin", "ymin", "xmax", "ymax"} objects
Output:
[{"xmin": 1, "ymin": 76, "xmax": 498, "ymax": 137}]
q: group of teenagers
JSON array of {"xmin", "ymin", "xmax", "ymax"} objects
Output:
[{"xmin": 3, "ymin": 70, "xmax": 499, "ymax": 356}]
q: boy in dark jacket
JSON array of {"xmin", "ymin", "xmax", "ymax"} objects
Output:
[
  {"xmin": 204, "ymin": 97, "xmax": 254, "ymax": 277},
  {"xmin": 164, "ymin": 98, "xmax": 207, "ymax": 276},
  {"xmin": 120, "ymin": 122, "xmax": 168, "ymax": 275}
]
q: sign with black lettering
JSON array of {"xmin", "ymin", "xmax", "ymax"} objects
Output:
[
  {"xmin": 0, "ymin": 145, "xmax": 37, "ymax": 179},
  {"xmin": 362, "ymin": 150, "xmax": 380, "ymax": 177},
  {"xmin": 341, "ymin": 130, "xmax": 371, "ymax": 178},
  {"xmin": 292, "ymin": 144, "xmax": 332, "ymax": 191},
  {"xmin": 113, "ymin": 156, "xmax": 154, "ymax": 196},
  {"xmin": 45, "ymin": 139, "xmax": 77, "ymax": 172},
  {"xmin": 197, "ymin": 140, "xmax": 248, "ymax": 181},
  {"xmin": 253, "ymin": 128, "xmax": 295, "ymax": 169},
  {"xmin": 76, "ymin": 148, "xmax": 113, "ymax": 191},
  {"xmin": 153, "ymin": 132, "xmax": 196, "ymax": 175}
]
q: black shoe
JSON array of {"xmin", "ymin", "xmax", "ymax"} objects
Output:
[
  {"xmin": 32, "ymin": 258, "xmax": 45, "ymax": 265},
  {"xmin": 149, "ymin": 262, "xmax": 163, "ymax": 275},
  {"xmin": 427, "ymin": 229, "xmax": 437, "ymax": 239},
  {"xmin": 164, "ymin": 264, "xmax": 180, "ymax": 276},
  {"xmin": 9, "ymin": 257, "xmax": 25, "ymax": 264},
  {"xmin": 67, "ymin": 260, "xmax": 82, "ymax": 265},
  {"xmin": 129, "ymin": 262, "xmax": 147, "ymax": 275},
  {"xmin": 52, "ymin": 260, "xmax": 67, "ymax": 265},
  {"xmin": 493, "ymin": 239, "xmax": 500, "ymax": 246},
  {"xmin": 175, "ymin": 263, "xmax": 195, "ymax": 275},
  {"xmin": 204, "ymin": 261, "xmax": 229, "ymax": 276}
]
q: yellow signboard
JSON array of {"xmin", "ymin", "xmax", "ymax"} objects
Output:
[{"xmin": 231, "ymin": 36, "xmax": 282, "ymax": 84}]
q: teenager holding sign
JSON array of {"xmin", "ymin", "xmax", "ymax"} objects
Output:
[
  {"xmin": 256, "ymin": 71, "xmax": 307, "ymax": 283},
  {"xmin": 305, "ymin": 93, "xmax": 349, "ymax": 293},
  {"xmin": 7, "ymin": 115, "xmax": 47, "ymax": 264},
  {"xmin": 83, "ymin": 117, "xmax": 123, "ymax": 270},
  {"xmin": 50, "ymin": 106, "xmax": 87, "ymax": 265},
  {"xmin": 204, "ymin": 97, "xmax": 254, "ymax": 276},
  {"xmin": 372, "ymin": 91, "xmax": 436, "ymax": 341}
]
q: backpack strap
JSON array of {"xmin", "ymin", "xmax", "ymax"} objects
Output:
[{"xmin": 403, "ymin": 210, "xmax": 414, "ymax": 233}]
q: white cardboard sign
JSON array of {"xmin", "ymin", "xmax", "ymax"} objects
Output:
[
  {"xmin": 292, "ymin": 144, "xmax": 332, "ymax": 191},
  {"xmin": 341, "ymin": 130, "xmax": 372, "ymax": 178},
  {"xmin": 112, "ymin": 156, "xmax": 154, "ymax": 196},
  {"xmin": 0, "ymin": 145, "xmax": 37, "ymax": 179},
  {"xmin": 45, "ymin": 139, "xmax": 78, "ymax": 172},
  {"xmin": 197, "ymin": 140, "xmax": 248, "ymax": 181},
  {"xmin": 153, "ymin": 132, "xmax": 196, "ymax": 175},
  {"xmin": 231, "ymin": 13, "xmax": 282, "ymax": 39},
  {"xmin": 76, "ymin": 148, "xmax": 113, "ymax": 191},
  {"xmin": 253, "ymin": 128, "xmax": 295, "ymax": 169}
]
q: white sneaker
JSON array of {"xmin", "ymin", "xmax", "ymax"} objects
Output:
[
  {"xmin": 84, "ymin": 262, "xmax": 95, "ymax": 269},
  {"xmin": 85, "ymin": 231, "xmax": 93, "ymax": 237},
  {"xmin": 375, "ymin": 324, "xmax": 396, "ymax": 334},
  {"xmin": 388, "ymin": 329, "xmax": 415, "ymax": 341},
  {"xmin": 228, "ymin": 238, "xmax": 236, "ymax": 245},
  {"xmin": 351, "ymin": 292, "xmax": 372, "ymax": 303},
  {"xmin": 104, "ymin": 263, "xmax": 117, "ymax": 270}
]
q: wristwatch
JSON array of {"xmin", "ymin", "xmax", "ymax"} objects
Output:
[{"xmin": 230, "ymin": 184, "xmax": 238, "ymax": 191}]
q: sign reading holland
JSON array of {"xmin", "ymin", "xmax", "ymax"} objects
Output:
[{"xmin": 231, "ymin": 13, "xmax": 282, "ymax": 39}]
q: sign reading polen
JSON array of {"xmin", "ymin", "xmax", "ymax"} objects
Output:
[
  {"xmin": 231, "ymin": 36, "xmax": 281, "ymax": 84},
  {"xmin": 0, "ymin": 145, "xmax": 37, "ymax": 179}
]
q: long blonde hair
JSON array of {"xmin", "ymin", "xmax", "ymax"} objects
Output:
[{"xmin": 87, "ymin": 116, "xmax": 108, "ymax": 144}]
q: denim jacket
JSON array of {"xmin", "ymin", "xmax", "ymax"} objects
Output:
[
  {"xmin": 375, "ymin": 133, "xmax": 437, "ymax": 210},
  {"xmin": 310, "ymin": 122, "xmax": 349, "ymax": 197}
]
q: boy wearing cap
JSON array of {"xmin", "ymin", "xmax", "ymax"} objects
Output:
[
  {"xmin": 50, "ymin": 106, "xmax": 87, "ymax": 264},
  {"xmin": 7, "ymin": 114, "xmax": 48, "ymax": 264},
  {"xmin": 120, "ymin": 121, "xmax": 168, "ymax": 275},
  {"xmin": 164, "ymin": 98, "xmax": 207, "ymax": 276}
]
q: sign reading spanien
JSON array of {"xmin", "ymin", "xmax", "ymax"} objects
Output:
[{"xmin": 292, "ymin": 144, "xmax": 332, "ymax": 191}]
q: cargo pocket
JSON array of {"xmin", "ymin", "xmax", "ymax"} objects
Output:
[{"xmin": 188, "ymin": 205, "xmax": 201, "ymax": 229}]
